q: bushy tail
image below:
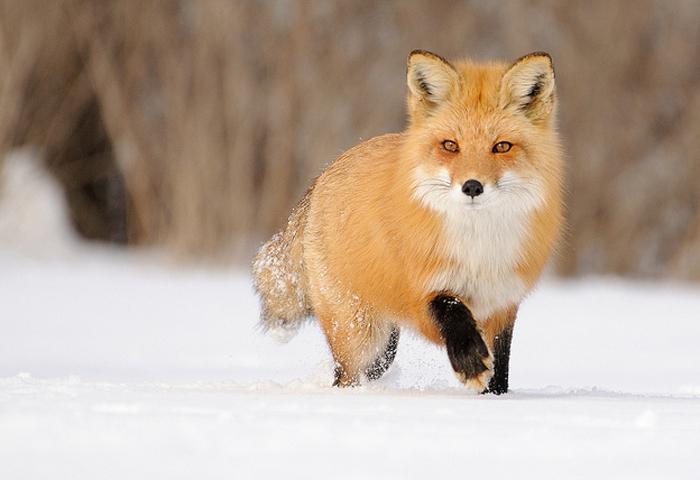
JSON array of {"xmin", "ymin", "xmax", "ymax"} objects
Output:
[{"xmin": 251, "ymin": 189, "xmax": 313, "ymax": 342}]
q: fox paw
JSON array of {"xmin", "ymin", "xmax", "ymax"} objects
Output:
[
  {"xmin": 454, "ymin": 351, "xmax": 494, "ymax": 393},
  {"xmin": 449, "ymin": 338, "xmax": 494, "ymax": 393},
  {"xmin": 430, "ymin": 294, "xmax": 493, "ymax": 393}
]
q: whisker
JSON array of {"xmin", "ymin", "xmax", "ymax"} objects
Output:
[{"xmin": 412, "ymin": 180, "xmax": 452, "ymax": 206}]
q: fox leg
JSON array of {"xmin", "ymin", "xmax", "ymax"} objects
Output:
[
  {"xmin": 487, "ymin": 326, "xmax": 513, "ymax": 394},
  {"xmin": 364, "ymin": 326, "xmax": 400, "ymax": 381},
  {"xmin": 429, "ymin": 294, "xmax": 494, "ymax": 393},
  {"xmin": 317, "ymin": 304, "xmax": 397, "ymax": 387},
  {"xmin": 481, "ymin": 306, "xmax": 517, "ymax": 395}
]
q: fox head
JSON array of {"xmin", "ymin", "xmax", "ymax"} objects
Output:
[{"xmin": 404, "ymin": 50, "xmax": 561, "ymax": 215}]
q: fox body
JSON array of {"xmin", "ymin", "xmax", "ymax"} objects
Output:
[{"xmin": 253, "ymin": 50, "xmax": 563, "ymax": 393}]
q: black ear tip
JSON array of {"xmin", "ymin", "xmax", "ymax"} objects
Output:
[
  {"xmin": 509, "ymin": 51, "xmax": 555, "ymax": 79},
  {"xmin": 409, "ymin": 49, "xmax": 433, "ymax": 59},
  {"xmin": 408, "ymin": 49, "xmax": 450, "ymax": 66},
  {"xmin": 409, "ymin": 49, "xmax": 429, "ymax": 58},
  {"xmin": 530, "ymin": 51, "xmax": 552, "ymax": 60},
  {"xmin": 516, "ymin": 51, "xmax": 553, "ymax": 66}
]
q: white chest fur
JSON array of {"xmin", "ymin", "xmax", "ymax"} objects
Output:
[{"xmin": 413, "ymin": 167, "xmax": 545, "ymax": 320}]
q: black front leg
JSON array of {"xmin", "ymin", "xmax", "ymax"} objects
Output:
[
  {"xmin": 430, "ymin": 294, "xmax": 492, "ymax": 391},
  {"xmin": 487, "ymin": 326, "xmax": 513, "ymax": 395}
]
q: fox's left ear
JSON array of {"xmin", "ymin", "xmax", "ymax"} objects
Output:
[
  {"xmin": 407, "ymin": 50, "xmax": 459, "ymax": 119},
  {"xmin": 500, "ymin": 52, "xmax": 555, "ymax": 124}
]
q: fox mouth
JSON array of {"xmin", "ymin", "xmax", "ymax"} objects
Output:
[
  {"xmin": 464, "ymin": 199, "xmax": 486, "ymax": 209},
  {"xmin": 460, "ymin": 194, "xmax": 496, "ymax": 211}
]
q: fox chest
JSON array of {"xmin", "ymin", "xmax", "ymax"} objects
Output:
[{"xmin": 424, "ymin": 208, "xmax": 531, "ymax": 321}]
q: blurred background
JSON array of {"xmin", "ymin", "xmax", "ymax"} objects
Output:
[{"xmin": 1, "ymin": 0, "xmax": 699, "ymax": 281}]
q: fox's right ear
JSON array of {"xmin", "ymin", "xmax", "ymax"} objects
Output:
[
  {"xmin": 407, "ymin": 50, "xmax": 459, "ymax": 119},
  {"xmin": 500, "ymin": 52, "xmax": 556, "ymax": 124}
]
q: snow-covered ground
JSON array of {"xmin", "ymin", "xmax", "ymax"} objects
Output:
[
  {"xmin": 1, "ymin": 249, "xmax": 700, "ymax": 479},
  {"xmin": 1, "ymin": 156, "xmax": 700, "ymax": 479}
]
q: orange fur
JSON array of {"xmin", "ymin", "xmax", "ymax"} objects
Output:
[{"xmin": 253, "ymin": 51, "xmax": 564, "ymax": 388}]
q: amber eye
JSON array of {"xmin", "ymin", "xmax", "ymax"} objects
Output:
[
  {"xmin": 442, "ymin": 140, "xmax": 459, "ymax": 153},
  {"xmin": 492, "ymin": 141, "xmax": 513, "ymax": 154}
]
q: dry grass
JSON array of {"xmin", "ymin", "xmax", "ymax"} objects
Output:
[{"xmin": 1, "ymin": 0, "xmax": 699, "ymax": 279}]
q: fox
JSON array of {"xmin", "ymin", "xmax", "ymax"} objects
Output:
[{"xmin": 252, "ymin": 50, "xmax": 563, "ymax": 394}]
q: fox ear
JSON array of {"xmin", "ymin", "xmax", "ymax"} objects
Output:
[
  {"xmin": 407, "ymin": 50, "xmax": 459, "ymax": 118},
  {"xmin": 500, "ymin": 52, "xmax": 555, "ymax": 124}
]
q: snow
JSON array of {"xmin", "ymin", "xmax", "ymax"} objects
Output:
[
  {"xmin": 2, "ymin": 154, "xmax": 700, "ymax": 479},
  {"xmin": 0, "ymin": 149, "xmax": 77, "ymax": 257},
  {"xmin": 2, "ymin": 250, "xmax": 700, "ymax": 479}
]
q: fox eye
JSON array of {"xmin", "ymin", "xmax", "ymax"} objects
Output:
[
  {"xmin": 442, "ymin": 140, "xmax": 459, "ymax": 153},
  {"xmin": 492, "ymin": 141, "xmax": 513, "ymax": 154}
]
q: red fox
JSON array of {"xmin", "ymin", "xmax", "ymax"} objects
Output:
[{"xmin": 253, "ymin": 50, "xmax": 563, "ymax": 394}]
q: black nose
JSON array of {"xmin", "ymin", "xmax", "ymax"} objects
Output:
[{"xmin": 462, "ymin": 179, "xmax": 484, "ymax": 198}]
